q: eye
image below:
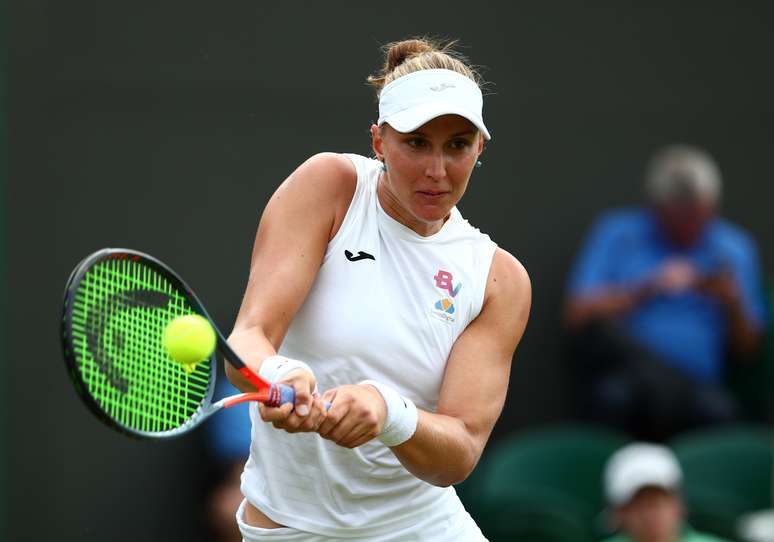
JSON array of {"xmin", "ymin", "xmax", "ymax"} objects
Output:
[
  {"xmin": 449, "ymin": 138, "xmax": 472, "ymax": 150},
  {"xmin": 406, "ymin": 137, "xmax": 427, "ymax": 148}
]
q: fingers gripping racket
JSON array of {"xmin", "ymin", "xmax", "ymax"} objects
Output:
[{"xmin": 60, "ymin": 248, "xmax": 295, "ymax": 439}]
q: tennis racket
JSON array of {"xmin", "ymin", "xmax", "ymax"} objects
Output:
[{"xmin": 60, "ymin": 247, "xmax": 295, "ymax": 439}]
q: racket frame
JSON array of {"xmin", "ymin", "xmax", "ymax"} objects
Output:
[{"xmin": 61, "ymin": 247, "xmax": 286, "ymax": 439}]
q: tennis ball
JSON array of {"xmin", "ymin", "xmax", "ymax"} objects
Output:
[{"xmin": 163, "ymin": 314, "xmax": 216, "ymax": 368}]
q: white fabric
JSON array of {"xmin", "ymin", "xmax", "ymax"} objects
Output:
[
  {"xmin": 359, "ymin": 379, "xmax": 418, "ymax": 446},
  {"xmin": 241, "ymin": 153, "xmax": 497, "ymax": 538},
  {"xmin": 738, "ymin": 509, "xmax": 774, "ymax": 542},
  {"xmin": 258, "ymin": 355, "xmax": 313, "ymax": 384},
  {"xmin": 236, "ymin": 498, "xmax": 487, "ymax": 541},
  {"xmin": 378, "ymin": 69, "xmax": 491, "ymax": 140},
  {"xmin": 605, "ymin": 443, "xmax": 682, "ymax": 506}
]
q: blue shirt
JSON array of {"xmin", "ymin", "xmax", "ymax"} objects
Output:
[
  {"xmin": 568, "ymin": 208, "xmax": 766, "ymax": 383},
  {"xmin": 204, "ymin": 377, "xmax": 252, "ymax": 463}
]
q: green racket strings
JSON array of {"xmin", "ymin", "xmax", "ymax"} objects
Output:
[{"xmin": 68, "ymin": 258, "xmax": 211, "ymax": 433}]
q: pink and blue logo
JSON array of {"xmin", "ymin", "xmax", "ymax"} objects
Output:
[
  {"xmin": 435, "ymin": 298, "xmax": 455, "ymax": 314},
  {"xmin": 434, "ymin": 270, "xmax": 462, "ymax": 298},
  {"xmin": 432, "ymin": 270, "xmax": 461, "ymax": 320}
]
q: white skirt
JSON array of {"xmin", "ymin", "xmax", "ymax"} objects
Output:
[{"xmin": 236, "ymin": 499, "xmax": 488, "ymax": 542}]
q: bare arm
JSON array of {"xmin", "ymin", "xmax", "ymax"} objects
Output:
[
  {"xmin": 564, "ymin": 259, "xmax": 703, "ymax": 329},
  {"xmin": 225, "ymin": 152, "xmax": 356, "ymax": 422},
  {"xmin": 390, "ymin": 249, "xmax": 531, "ymax": 486},
  {"xmin": 697, "ymin": 270, "xmax": 762, "ymax": 357},
  {"xmin": 317, "ymin": 249, "xmax": 531, "ymax": 486},
  {"xmin": 726, "ymin": 298, "xmax": 762, "ymax": 356}
]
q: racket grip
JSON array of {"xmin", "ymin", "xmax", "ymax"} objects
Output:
[
  {"xmin": 267, "ymin": 384, "xmax": 331, "ymax": 411},
  {"xmin": 266, "ymin": 383, "xmax": 296, "ymax": 408}
]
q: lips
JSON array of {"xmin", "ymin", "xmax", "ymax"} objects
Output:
[{"xmin": 416, "ymin": 190, "xmax": 448, "ymax": 198}]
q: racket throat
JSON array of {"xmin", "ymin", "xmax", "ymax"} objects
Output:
[
  {"xmin": 237, "ymin": 367, "xmax": 281, "ymax": 406},
  {"xmin": 221, "ymin": 392, "xmax": 269, "ymax": 409}
]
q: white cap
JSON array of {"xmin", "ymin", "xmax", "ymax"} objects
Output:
[
  {"xmin": 377, "ymin": 69, "xmax": 491, "ymax": 141},
  {"xmin": 605, "ymin": 443, "xmax": 682, "ymax": 506}
]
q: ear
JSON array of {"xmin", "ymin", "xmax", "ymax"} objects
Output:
[
  {"xmin": 370, "ymin": 124, "xmax": 384, "ymax": 161},
  {"xmin": 477, "ymin": 132, "xmax": 485, "ymax": 156}
]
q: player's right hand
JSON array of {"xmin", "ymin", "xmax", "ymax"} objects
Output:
[
  {"xmin": 316, "ymin": 384, "xmax": 387, "ymax": 448},
  {"xmin": 259, "ymin": 369, "xmax": 327, "ymax": 433}
]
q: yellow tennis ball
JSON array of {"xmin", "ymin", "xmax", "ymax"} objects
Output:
[{"xmin": 163, "ymin": 314, "xmax": 216, "ymax": 367}]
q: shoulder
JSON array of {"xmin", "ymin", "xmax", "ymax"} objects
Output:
[
  {"xmin": 283, "ymin": 152, "xmax": 356, "ymax": 200},
  {"xmin": 491, "ymin": 248, "xmax": 530, "ymax": 291},
  {"xmin": 710, "ymin": 218, "xmax": 759, "ymax": 256},
  {"xmin": 270, "ymin": 153, "xmax": 357, "ymax": 234},
  {"xmin": 484, "ymin": 248, "xmax": 531, "ymax": 317},
  {"xmin": 460, "ymin": 248, "xmax": 530, "ymax": 350}
]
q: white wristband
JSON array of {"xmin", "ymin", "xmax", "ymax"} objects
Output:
[
  {"xmin": 259, "ymin": 355, "xmax": 313, "ymax": 383},
  {"xmin": 360, "ymin": 380, "xmax": 418, "ymax": 447}
]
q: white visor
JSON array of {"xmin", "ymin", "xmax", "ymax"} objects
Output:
[{"xmin": 377, "ymin": 69, "xmax": 491, "ymax": 141}]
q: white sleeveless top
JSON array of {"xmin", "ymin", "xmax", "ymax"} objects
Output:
[{"xmin": 241, "ymin": 153, "xmax": 498, "ymax": 538}]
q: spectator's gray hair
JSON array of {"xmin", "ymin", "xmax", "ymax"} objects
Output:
[{"xmin": 646, "ymin": 144, "xmax": 722, "ymax": 204}]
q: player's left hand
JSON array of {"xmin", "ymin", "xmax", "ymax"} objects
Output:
[
  {"xmin": 259, "ymin": 368, "xmax": 327, "ymax": 433},
  {"xmin": 316, "ymin": 384, "xmax": 387, "ymax": 448}
]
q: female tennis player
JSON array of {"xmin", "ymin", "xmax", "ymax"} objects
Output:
[{"xmin": 226, "ymin": 38, "xmax": 531, "ymax": 541}]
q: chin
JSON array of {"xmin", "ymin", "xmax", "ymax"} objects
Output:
[{"xmin": 415, "ymin": 208, "xmax": 452, "ymax": 223}]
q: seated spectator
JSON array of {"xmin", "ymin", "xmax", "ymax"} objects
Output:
[
  {"xmin": 603, "ymin": 443, "xmax": 729, "ymax": 542},
  {"xmin": 565, "ymin": 144, "xmax": 766, "ymax": 441}
]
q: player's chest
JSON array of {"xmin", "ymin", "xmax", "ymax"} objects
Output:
[{"xmin": 307, "ymin": 240, "xmax": 475, "ymax": 356}]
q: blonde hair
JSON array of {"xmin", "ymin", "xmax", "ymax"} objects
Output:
[{"xmin": 367, "ymin": 37, "xmax": 482, "ymax": 97}]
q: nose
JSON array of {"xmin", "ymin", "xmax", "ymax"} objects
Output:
[{"xmin": 424, "ymin": 151, "xmax": 447, "ymax": 181}]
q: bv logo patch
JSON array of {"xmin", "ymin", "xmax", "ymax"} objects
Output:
[
  {"xmin": 434, "ymin": 270, "xmax": 462, "ymax": 298},
  {"xmin": 431, "ymin": 269, "xmax": 461, "ymax": 323}
]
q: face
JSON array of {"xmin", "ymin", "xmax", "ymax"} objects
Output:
[
  {"xmin": 655, "ymin": 198, "xmax": 715, "ymax": 248},
  {"xmin": 371, "ymin": 114, "xmax": 484, "ymax": 236},
  {"xmin": 617, "ymin": 487, "xmax": 684, "ymax": 542}
]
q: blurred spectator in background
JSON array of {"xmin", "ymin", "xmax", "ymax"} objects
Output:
[
  {"xmin": 603, "ymin": 443, "xmax": 729, "ymax": 542},
  {"xmin": 565, "ymin": 144, "xmax": 767, "ymax": 441},
  {"xmin": 203, "ymin": 375, "xmax": 253, "ymax": 542}
]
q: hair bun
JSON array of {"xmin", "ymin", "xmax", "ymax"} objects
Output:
[
  {"xmin": 367, "ymin": 37, "xmax": 479, "ymax": 94},
  {"xmin": 386, "ymin": 39, "xmax": 435, "ymax": 71}
]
